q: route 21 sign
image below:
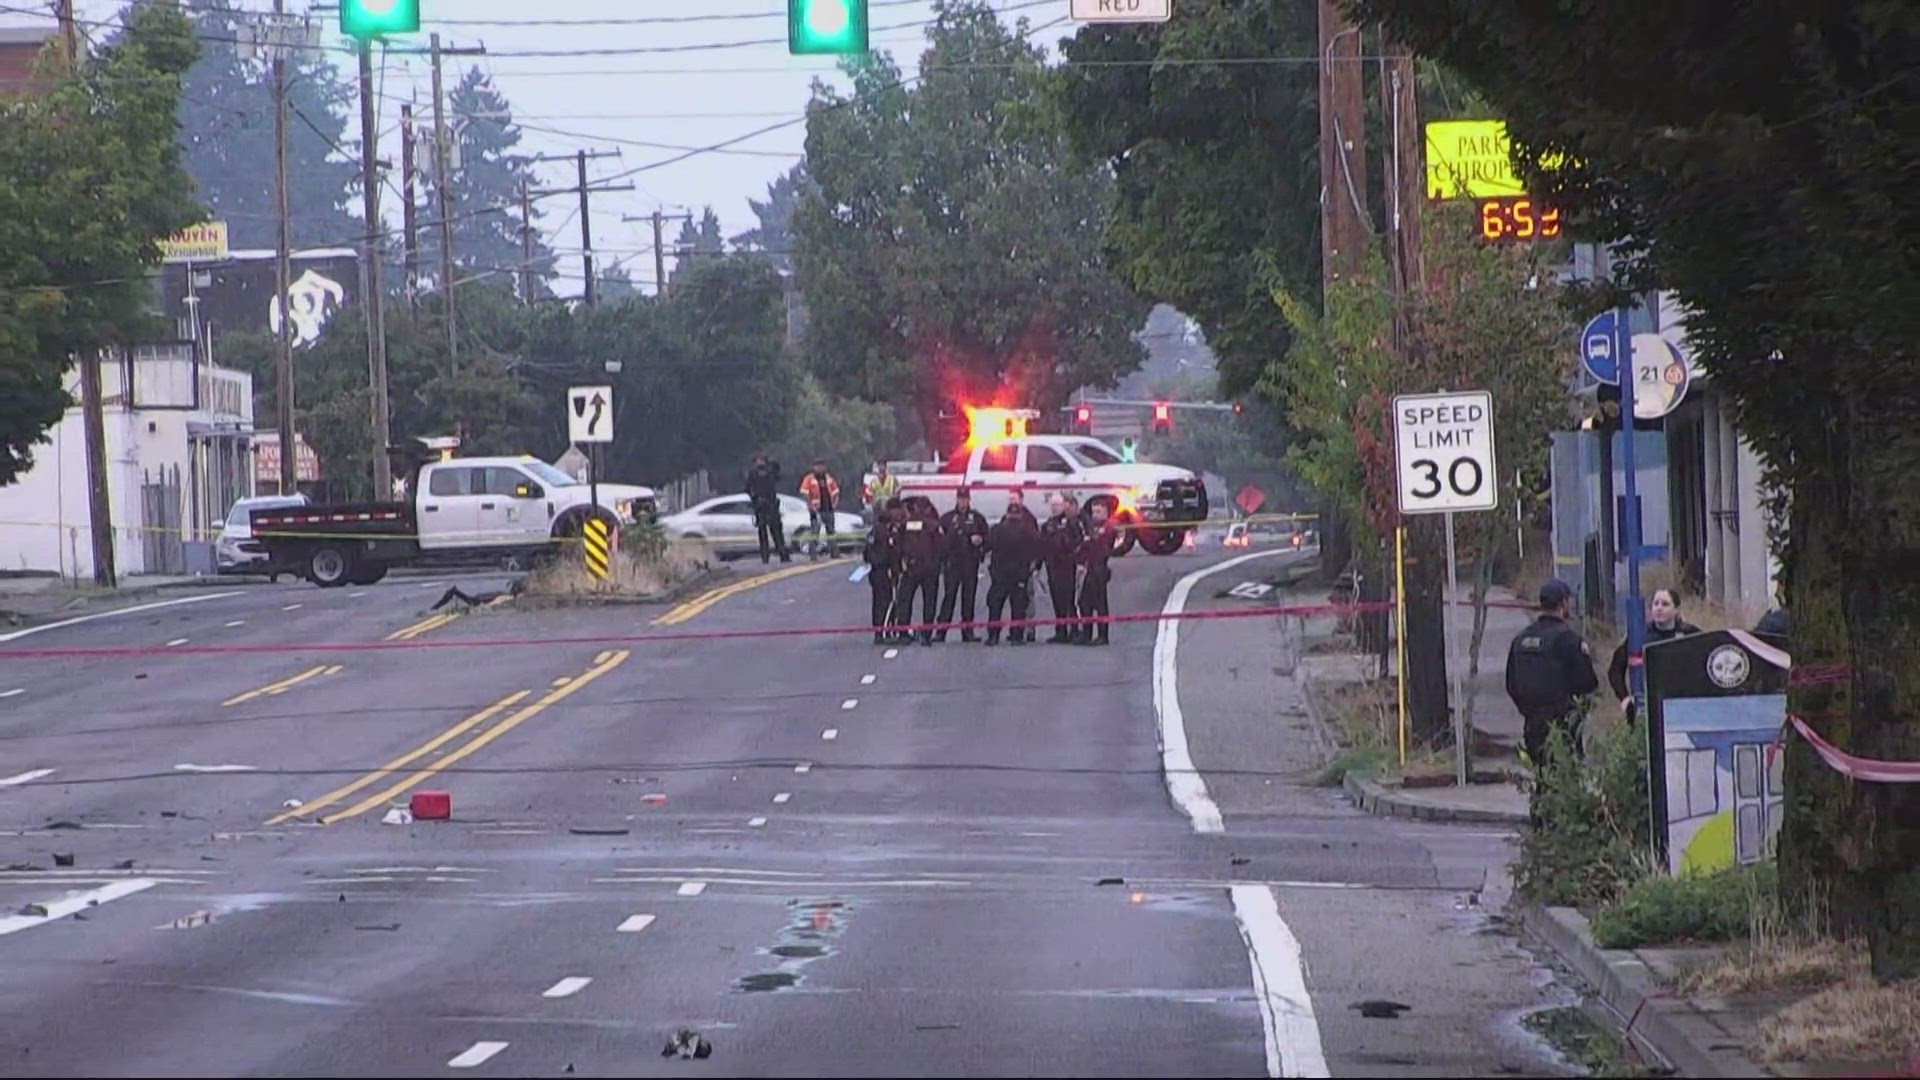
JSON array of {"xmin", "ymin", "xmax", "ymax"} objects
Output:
[{"xmin": 1392, "ymin": 390, "xmax": 1498, "ymax": 516}]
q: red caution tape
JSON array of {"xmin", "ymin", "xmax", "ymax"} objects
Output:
[{"xmin": 1785, "ymin": 714, "xmax": 1920, "ymax": 784}]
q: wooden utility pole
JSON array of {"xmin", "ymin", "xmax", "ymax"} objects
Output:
[
  {"xmin": 531, "ymin": 151, "xmax": 631, "ymax": 305},
  {"xmin": 356, "ymin": 40, "xmax": 392, "ymax": 499},
  {"xmin": 1317, "ymin": 0, "xmax": 1371, "ymax": 289},
  {"xmin": 518, "ymin": 179, "xmax": 535, "ymax": 303},
  {"xmin": 58, "ymin": 0, "xmax": 114, "ymax": 586},
  {"xmin": 623, "ymin": 210, "xmax": 692, "ymax": 298},
  {"xmin": 400, "ymin": 102, "xmax": 421, "ymax": 302},
  {"xmin": 272, "ymin": 0, "xmax": 297, "ymax": 498},
  {"xmin": 430, "ymin": 34, "xmax": 457, "ymax": 360}
]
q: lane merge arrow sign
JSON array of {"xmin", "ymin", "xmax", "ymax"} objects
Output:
[{"xmin": 568, "ymin": 385, "xmax": 614, "ymax": 445}]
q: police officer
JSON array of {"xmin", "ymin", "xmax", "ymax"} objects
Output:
[
  {"xmin": 1505, "ymin": 579, "xmax": 1601, "ymax": 767},
  {"xmin": 1006, "ymin": 489, "xmax": 1038, "ymax": 529},
  {"xmin": 893, "ymin": 495, "xmax": 942, "ymax": 646},
  {"xmin": 984, "ymin": 504, "xmax": 1040, "ymax": 645},
  {"xmin": 1075, "ymin": 500, "xmax": 1119, "ymax": 646},
  {"xmin": 744, "ymin": 452, "xmax": 788, "ymax": 564},
  {"xmin": 935, "ymin": 487, "xmax": 990, "ymax": 642},
  {"xmin": 862, "ymin": 498, "xmax": 903, "ymax": 645},
  {"xmin": 1039, "ymin": 494, "xmax": 1087, "ymax": 643}
]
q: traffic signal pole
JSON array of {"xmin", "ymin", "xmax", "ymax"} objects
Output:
[{"xmin": 357, "ymin": 39, "xmax": 393, "ymax": 499}]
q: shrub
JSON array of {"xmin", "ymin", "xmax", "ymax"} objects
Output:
[
  {"xmin": 1514, "ymin": 710, "xmax": 1654, "ymax": 907},
  {"xmin": 1591, "ymin": 862, "xmax": 1777, "ymax": 948}
]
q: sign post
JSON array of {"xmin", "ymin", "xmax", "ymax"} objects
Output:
[
  {"xmin": 567, "ymin": 385, "xmax": 615, "ymax": 560},
  {"xmin": 1392, "ymin": 390, "xmax": 1499, "ymax": 787}
]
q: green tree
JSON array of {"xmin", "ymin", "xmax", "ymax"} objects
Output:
[
  {"xmin": 794, "ymin": 0, "xmax": 1149, "ymax": 435},
  {"xmin": 1053, "ymin": 0, "xmax": 1322, "ymax": 400},
  {"xmin": 765, "ymin": 372, "xmax": 897, "ymax": 501},
  {"xmin": 0, "ymin": 7, "xmax": 204, "ymax": 487},
  {"xmin": 169, "ymin": 0, "xmax": 359, "ymax": 250},
  {"xmin": 731, "ymin": 163, "xmax": 811, "ymax": 275},
  {"xmin": 1351, "ymin": 0, "xmax": 1920, "ymax": 982},
  {"xmin": 422, "ymin": 67, "xmax": 554, "ymax": 296}
]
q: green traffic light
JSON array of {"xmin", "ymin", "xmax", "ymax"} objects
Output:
[
  {"xmin": 789, "ymin": 0, "xmax": 868, "ymax": 55},
  {"xmin": 341, "ymin": 0, "xmax": 420, "ymax": 41}
]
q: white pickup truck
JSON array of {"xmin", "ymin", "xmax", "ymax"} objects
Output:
[
  {"xmin": 870, "ymin": 434, "xmax": 1210, "ymax": 556},
  {"xmin": 251, "ymin": 455, "xmax": 657, "ymax": 587}
]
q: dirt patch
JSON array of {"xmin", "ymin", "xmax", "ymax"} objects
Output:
[
  {"xmin": 1759, "ymin": 980, "xmax": 1920, "ymax": 1067},
  {"xmin": 515, "ymin": 542, "xmax": 714, "ymax": 605},
  {"xmin": 1679, "ymin": 936, "xmax": 1868, "ymax": 997}
]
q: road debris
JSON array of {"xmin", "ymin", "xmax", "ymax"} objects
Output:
[
  {"xmin": 1352, "ymin": 999, "xmax": 1412, "ymax": 1019},
  {"xmin": 51, "ymin": 852, "xmax": 74, "ymax": 867},
  {"xmin": 381, "ymin": 808, "xmax": 413, "ymax": 826},
  {"xmin": 661, "ymin": 1029, "xmax": 713, "ymax": 1060}
]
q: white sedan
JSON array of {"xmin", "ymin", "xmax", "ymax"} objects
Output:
[{"xmin": 659, "ymin": 493, "xmax": 864, "ymax": 559}]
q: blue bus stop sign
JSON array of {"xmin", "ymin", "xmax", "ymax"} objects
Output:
[{"xmin": 1582, "ymin": 311, "xmax": 1621, "ymax": 384}]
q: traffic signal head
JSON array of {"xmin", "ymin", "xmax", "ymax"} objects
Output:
[
  {"xmin": 341, "ymin": 0, "xmax": 420, "ymax": 40},
  {"xmin": 1151, "ymin": 402, "xmax": 1173, "ymax": 433},
  {"xmin": 1074, "ymin": 404, "xmax": 1093, "ymax": 429},
  {"xmin": 1232, "ymin": 401, "xmax": 1245, "ymax": 416},
  {"xmin": 788, "ymin": 0, "xmax": 869, "ymax": 55}
]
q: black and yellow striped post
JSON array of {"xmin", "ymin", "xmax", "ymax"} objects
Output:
[{"xmin": 582, "ymin": 518, "xmax": 613, "ymax": 583}]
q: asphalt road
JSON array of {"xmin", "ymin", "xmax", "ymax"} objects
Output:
[{"xmin": 0, "ymin": 546, "xmax": 1571, "ymax": 1078}]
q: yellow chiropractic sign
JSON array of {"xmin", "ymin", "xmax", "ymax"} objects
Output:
[{"xmin": 1425, "ymin": 119, "xmax": 1564, "ymax": 201}]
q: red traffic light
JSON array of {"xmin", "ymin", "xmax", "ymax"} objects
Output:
[
  {"xmin": 1232, "ymin": 401, "xmax": 1244, "ymax": 416},
  {"xmin": 1074, "ymin": 404, "xmax": 1093, "ymax": 427},
  {"xmin": 1153, "ymin": 402, "xmax": 1171, "ymax": 423}
]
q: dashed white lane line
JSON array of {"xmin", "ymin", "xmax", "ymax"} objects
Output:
[
  {"xmin": 348, "ymin": 591, "xmax": 368, "ymax": 599},
  {"xmin": 417, "ymin": 580, "xmax": 446, "ymax": 589},
  {"xmin": 0, "ymin": 688, "xmax": 24, "ymax": 699},
  {"xmin": 772, "ymin": 792, "xmax": 791, "ymax": 804},
  {"xmin": 676, "ymin": 881, "xmax": 708, "ymax": 897},
  {"xmin": 821, "ymin": 728, "xmax": 838, "ymax": 741},
  {"xmin": 224, "ymin": 620, "xmax": 247, "ymax": 628},
  {"xmin": 859, "ymin": 673, "xmax": 876, "ymax": 685},
  {"xmin": 794, "ymin": 762, "xmax": 812, "ymax": 774},
  {"xmin": 0, "ymin": 879, "xmax": 158, "ymax": 936},
  {"xmin": 748, "ymin": 816, "xmax": 768, "ymax": 827},
  {"xmin": 841, "ymin": 698, "xmax": 858, "ymax": 710},
  {"xmin": 1156, "ymin": 549, "xmax": 1291, "ymax": 835},
  {"xmin": 165, "ymin": 638, "xmax": 189, "ymax": 647},
  {"xmin": 616, "ymin": 914, "xmax": 656, "ymax": 933},
  {"xmin": 448, "ymin": 1042, "xmax": 509, "ymax": 1069},
  {"xmin": 0, "ymin": 591, "xmax": 242, "ymax": 643},
  {"xmin": 1232, "ymin": 884, "xmax": 1329, "ymax": 1078},
  {"xmin": 883, "ymin": 648, "xmax": 899, "ymax": 660},
  {"xmin": 542, "ymin": 977, "xmax": 593, "ymax": 999},
  {"xmin": 281, "ymin": 603, "xmax": 303, "ymax": 611},
  {"xmin": 173, "ymin": 764, "xmax": 257, "ymax": 773},
  {"xmin": 0, "ymin": 768, "xmax": 55, "ymax": 787}
]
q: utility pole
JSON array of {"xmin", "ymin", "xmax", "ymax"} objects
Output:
[
  {"xmin": 430, "ymin": 34, "xmax": 455, "ymax": 360},
  {"xmin": 58, "ymin": 0, "xmax": 114, "ymax": 586},
  {"xmin": 272, "ymin": 0, "xmax": 297, "ymax": 498},
  {"xmin": 532, "ymin": 150, "xmax": 631, "ymax": 305},
  {"xmin": 623, "ymin": 210, "xmax": 692, "ymax": 298},
  {"xmin": 400, "ymin": 102, "xmax": 420, "ymax": 303},
  {"xmin": 518, "ymin": 179, "xmax": 536, "ymax": 303},
  {"xmin": 356, "ymin": 40, "xmax": 392, "ymax": 499}
]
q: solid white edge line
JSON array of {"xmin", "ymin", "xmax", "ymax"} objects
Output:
[
  {"xmin": 0, "ymin": 768, "xmax": 55, "ymax": 787},
  {"xmin": 0, "ymin": 592, "xmax": 244, "ymax": 643},
  {"xmin": 1154, "ymin": 548, "xmax": 1290, "ymax": 835},
  {"xmin": 676, "ymin": 881, "xmax": 707, "ymax": 896},
  {"xmin": 447, "ymin": 1041, "xmax": 509, "ymax": 1068},
  {"xmin": 541, "ymin": 977, "xmax": 592, "ymax": 999},
  {"xmin": 615, "ymin": 914, "xmax": 655, "ymax": 933},
  {"xmin": 1232, "ymin": 885, "xmax": 1329, "ymax": 1079},
  {"xmin": 0, "ymin": 879, "xmax": 159, "ymax": 936}
]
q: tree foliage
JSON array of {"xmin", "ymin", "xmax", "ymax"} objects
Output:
[
  {"xmin": 1053, "ymin": 0, "xmax": 1322, "ymax": 400},
  {"xmin": 731, "ymin": 162, "xmax": 811, "ymax": 276},
  {"xmin": 0, "ymin": 7, "xmax": 204, "ymax": 487},
  {"xmin": 1349, "ymin": 0, "xmax": 1919, "ymax": 980},
  {"xmin": 794, "ymin": 0, "xmax": 1149, "ymax": 435},
  {"xmin": 171, "ymin": 0, "xmax": 358, "ymax": 250},
  {"xmin": 423, "ymin": 67, "xmax": 554, "ymax": 295}
]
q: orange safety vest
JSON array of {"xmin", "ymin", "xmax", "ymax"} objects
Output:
[{"xmin": 800, "ymin": 472, "xmax": 840, "ymax": 510}]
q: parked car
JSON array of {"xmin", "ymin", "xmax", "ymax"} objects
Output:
[
  {"xmin": 217, "ymin": 493, "xmax": 309, "ymax": 575},
  {"xmin": 659, "ymin": 493, "xmax": 864, "ymax": 559}
]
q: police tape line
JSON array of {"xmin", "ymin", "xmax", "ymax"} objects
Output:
[
  {"xmin": 0, "ymin": 599, "xmax": 1393, "ymax": 660},
  {"xmin": 1772, "ymin": 662, "xmax": 1920, "ymax": 783}
]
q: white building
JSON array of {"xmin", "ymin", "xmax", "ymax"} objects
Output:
[{"xmin": 0, "ymin": 343, "xmax": 255, "ymax": 579}]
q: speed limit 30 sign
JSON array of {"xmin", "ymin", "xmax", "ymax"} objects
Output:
[{"xmin": 1392, "ymin": 390, "xmax": 1497, "ymax": 515}]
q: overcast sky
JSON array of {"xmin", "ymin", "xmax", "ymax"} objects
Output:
[{"xmin": 8, "ymin": 0, "xmax": 1070, "ymax": 298}]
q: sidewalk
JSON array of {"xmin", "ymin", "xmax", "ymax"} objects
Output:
[{"xmin": 0, "ymin": 573, "xmax": 244, "ymax": 629}]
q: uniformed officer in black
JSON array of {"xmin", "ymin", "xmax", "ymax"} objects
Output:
[
  {"xmin": 1074, "ymin": 500, "xmax": 1119, "ymax": 646},
  {"xmin": 744, "ymin": 453, "xmax": 788, "ymax": 564},
  {"xmin": 893, "ymin": 496, "xmax": 943, "ymax": 645},
  {"xmin": 935, "ymin": 487, "xmax": 990, "ymax": 642},
  {"xmin": 1039, "ymin": 494, "xmax": 1087, "ymax": 643},
  {"xmin": 984, "ymin": 505, "xmax": 1040, "ymax": 645},
  {"xmin": 862, "ymin": 498, "xmax": 903, "ymax": 645},
  {"xmin": 1505, "ymin": 579, "xmax": 1601, "ymax": 766}
]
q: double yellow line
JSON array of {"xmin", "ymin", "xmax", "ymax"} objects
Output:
[
  {"xmin": 653, "ymin": 559, "xmax": 846, "ymax": 626},
  {"xmin": 266, "ymin": 649, "xmax": 630, "ymax": 827},
  {"xmin": 387, "ymin": 612, "xmax": 460, "ymax": 641},
  {"xmin": 223, "ymin": 664, "xmax": 343, "ymax": 707}
]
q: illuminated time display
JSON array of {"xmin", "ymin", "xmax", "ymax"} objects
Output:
[{"xmin": 1477, "ymin": 197, "xmax": 1562, "ymax": 242}]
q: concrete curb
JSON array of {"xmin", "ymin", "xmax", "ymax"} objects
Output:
[
  {"xmin": 1339, "ymin": 772, "xmax": 1530, "ymax": 825},
  {"xmin": 1515, "ymin": 901, "xmax": 1771, "ymax": 1078}
]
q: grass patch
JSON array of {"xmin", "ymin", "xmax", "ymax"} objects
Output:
[
  {"xmin": 1315, "ymin": 746, "xmax": 1390, "ymax": 786},
  {"xmin": 1679, "ymin": 935, "xmax": 1867, "ymax": 997},
  {"xmin": 1522, "ymin": 1005, "xmax": 1655, "ymax": 1077},
  {"xmin": 1590, "ymin": 863, "xmax": 1775, "ymax": 949},
  {"xmin": 1320, "ymin": 678, "xmax": 1396, "ymax": 749},
  {"xmin": 1759, "ymin": 981, "xmax": 1920, "ymax": 1067},
  {"xmin": 521, "ymin": 540, "xmax": 704, "ymax": 599}
]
